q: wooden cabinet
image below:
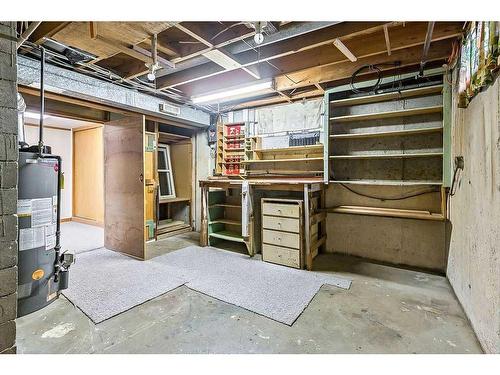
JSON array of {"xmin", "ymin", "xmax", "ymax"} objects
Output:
[{"xmin": 261, "ymin": 198, "xmax": 304, "ymax": 269}]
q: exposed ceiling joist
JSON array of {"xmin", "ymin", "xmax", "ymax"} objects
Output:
[
  {"xmin": 274, "ymin": 38, "xmax": 453, "ymax": 92},
  {"xmin": 186, "ymin": 22, "xmax": 461, "ymax": 97},
  {"xmin": 132, "ymin": 44, "xmax": 174, "ymax": 69},
  {"xmin": 383, "ymin": 24, "xmax": 391, "ymax": 55},
  {"xmin": 173, "ymin": 23, "xmax": 260, "ymax": 81},
  {"xmin": 156, "ymin": 22, "xmax": 390, "ymax": 89},
  {"xmin": 17, "ymin": 21, "xmax": 42, "ymax": 49},
  {"xmin": 28, "ymin": 22, "xmax": 70, "ymax": 44},
  {"xmin": 96, "ymin": 34, "xmax": 152, "ymax": 63},
  {"xmin": 89, "ymin": 22, "xmax": 97, "ymax": 40},
  {"xmin": 333, "ymin": 38, "xmax": 357, "ymax": 62}
]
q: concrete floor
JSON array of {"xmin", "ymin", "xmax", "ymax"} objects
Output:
[{"xmin": 16, "ymin": 232, "xmax": 482, "ymax": 354}]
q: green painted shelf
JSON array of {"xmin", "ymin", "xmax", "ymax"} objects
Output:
[{"xmin": 209, "ymin": 230, "xmax": 245, "ymax": 243}]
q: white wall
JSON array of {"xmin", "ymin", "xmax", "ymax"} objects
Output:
[
  {"xmin": 447, "ymin": 76, "xmax": 500, "ymax": 353},
  {"xmin": 24, "ymin": 125, "xmax": 73, "ymax": 219}
]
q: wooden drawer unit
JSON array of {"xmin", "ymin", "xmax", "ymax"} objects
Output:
[
  {"xmin": 262, "ymin": 202, "xmax": 300, "ymax": 218},
  {"xmin": 262, "ymin": 215, "xmax": 300, "ymax": 233},
  {"xmin": 261, "ymin": 198, "xmax": 304, "ymax": 269},
  {"xmin": 262, "ymin": 244, "xmax": 301, "ymax": 268},
  {"xmin": 262, "ymin": 229, "xmax": 301, "ymax": 249}
]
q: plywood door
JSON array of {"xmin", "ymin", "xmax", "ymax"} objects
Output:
[
  {"xmin": 104, "ymin": 115, "xmax": 146, "ymax": 259},
  {"xmin": 73, "ymin": 126, "xmax": 104, "ymax": 224}
]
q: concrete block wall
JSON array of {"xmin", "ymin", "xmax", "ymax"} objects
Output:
[{"xmin": 0, "ymin": 21, "xmax": 18, "ymax": 355}]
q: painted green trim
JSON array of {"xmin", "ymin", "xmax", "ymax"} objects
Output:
[
  {"xmin": 442, "ymin": 72, "xmax": 453, "ymax": 188},
  {"xmin": 145, "ymin": 219, "xmax": 155, "ymax": 239},
  {"xmin": 323, "ymin": 94, "xmax": 330, "ymax": 184}
]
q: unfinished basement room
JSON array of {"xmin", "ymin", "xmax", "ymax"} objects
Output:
[{"xmin": 1, "ymin": 2, "xmax": 499, "ymax": 369}]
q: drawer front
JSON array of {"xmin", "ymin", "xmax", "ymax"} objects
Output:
[
  {"xmin": 262, "ymin": 215, "xmax": 300, "ymax": 233},
  {"xmin": 262, "ymin": 229, "xmax": 301, "ymax": 249},
  {"xmin": 262, "ymin": 244, "xmax": 301, "ymax": 269},
  {"xmin": 262, "ymin": 202, "xmax": 300, "ymax": 218}
]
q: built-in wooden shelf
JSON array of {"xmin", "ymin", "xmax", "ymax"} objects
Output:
[
  {"xmin": 209, "ymin": 203, "xmax": 242, "ymax": 208},
  {"xmin": 156, "ymin": 220, "xmax": 191, "ymax": 236},
  {"xmin": 209, "ymin": 230, "xmax": 245, "ymax": 243},
  {"xmin": 242, "ymin": 157, "xmax": 323, "ymax": 164},
  {"xmin": 159, "ymin": 197, "xmax": 191, "ymax": 204},
  {"xmin": 329, "ymin": 85, "xmax": 443, "ymax": 107},
  {"xmin": 329, "ymin": 179, "xmax": 443, "ymax": 186},
  {"xmin": 329, "ymin": 151, "xmax": 443, "ymax": 159},
  {"xmin": 324, "ymin": 205, "xmax": 445, "ymax": 221},
  {"xmin": 209, "ymin": 219, "xmax": 242, "ymax": 226},
  {"xmin": 158, "ymin": 131, "xmax": 190, "ymax": 143},
  {"xmin": 253, "ymin": 145, "xmax": 323, "ymax": 154},
  {"xmin": 330, "ymin": 126, "xmax": 443, "ymax": 139},
  {"xmin": 330, "ymin": 105, "xmax": 443, "ymax": 123}
]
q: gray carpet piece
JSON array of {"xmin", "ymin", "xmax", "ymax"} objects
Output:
[
  {"xmin": 62, "ymin": 248, "xmax": 187, "ymax": 323},
  {"xmin": 64, "ymin": 245, "xmax": 351, "ymax": 325},
  {"xmin": 61, "ymin": 222, "xmax": 104, "ymax": 254},
  {"xmin": 153, "ymin": 246, "xmax": 351, "ymax": 325}
]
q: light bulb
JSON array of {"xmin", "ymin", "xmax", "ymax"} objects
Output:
[
  {"xmin": 147, "ymin": 72, "xmax": 156, "ymax": 81},
  {"xmin": 254, "ymin": 32, "xmax": 264, "ymax": 45}
]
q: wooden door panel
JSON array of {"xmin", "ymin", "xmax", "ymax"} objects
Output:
[
  {"xmin": 104, "ymin": 115, "xmax": 145, "ymax": 259},
  {"xmin": 73, "ymin": 126, "xmax": 104, "ymax": 223}
]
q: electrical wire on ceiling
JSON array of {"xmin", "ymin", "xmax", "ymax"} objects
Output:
[{"xmin": 339, "ymin": 183, "xmax": 440, "ymax": 201}]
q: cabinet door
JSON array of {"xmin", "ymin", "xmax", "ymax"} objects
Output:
[{"xmin": 104, "ymin": 115, "xmax": 146, "ymax": 259}]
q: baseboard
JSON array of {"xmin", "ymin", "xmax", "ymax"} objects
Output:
[
  {"xmin": 71, "ymin": 216, "xmax": 104, "ymax": 228},
  {"xmin": 60, "ymin": 218, "xmax": 72, "ymax": 222}
]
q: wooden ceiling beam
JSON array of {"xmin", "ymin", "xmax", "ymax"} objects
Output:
[
  {"xmin": 181, "ymin": 22, "xmax": 461, "ymax": 96},
  {"xmin": 171, "ymin": 23, "xmax": 260, "ymax": 82},
  {"xmin": 157, "ymin": 22, "xmax": 390, "ymax": 89},
  {"xmin": 89, "ymin": 22, "xmax": 97, "ymax": 40},
  {"xmin": 28, "ymin": 22, "xmax": 70, "ymax": 44},
  {"xmin": 96, "ymin": 34, "xmax": 152, "ymax": 63},
  {"xmin": 274, "ymin": 38, "xmax": 454, "ymax": 91},
  {"xmin": 383, "ymin": 24, "xmax": 391, "ymax": 55}
]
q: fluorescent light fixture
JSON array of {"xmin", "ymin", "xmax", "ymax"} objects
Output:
[
  {"xmin": 333, "ymin": 38, "xmax": 357, "ymax": 62},
  {"xmin": 24, "ymin": 111, "xmax": 48, "ymax": 120},
  {"xmin": 202, "ymin": 49, "xmax": 241, "ymax": 71},
  {"xmin": 191, "ymin": 80, "xmax": 273, "ymax": 104}
]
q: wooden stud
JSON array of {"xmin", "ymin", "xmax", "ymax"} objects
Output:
[{"xmin": 383, "ymin": 24, "xmax": 391, "ymax": 55}]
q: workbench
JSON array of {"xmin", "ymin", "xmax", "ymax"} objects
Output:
[{"xmin": 199, "ymin": 177, "xmax": 327, "ymax": 270}]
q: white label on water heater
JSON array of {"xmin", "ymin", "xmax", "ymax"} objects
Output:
[
  {"xmin": 32, "ymin": 198, "xmax": 52, "ymax": 212},
  {"xmin": 45, "ymin": 224, "xmax": 57, "ymax": 250},
  {"xmin": 17, "ymin": 199, "xmax": 32, "ymax": 216},
  {"xmin": 32, "ymin": 209, "xmax": 53, "ymax": 227},
  {"xmin": 19, "ymin": 227, "xmax": 45, "ymax": 251}
]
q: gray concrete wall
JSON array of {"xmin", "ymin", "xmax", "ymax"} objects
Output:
[
  {"xmin": 325, "ymin": 184, "xmax": 446, "ymax": 271},
  {"xmin": 446, "ymin": 75, "xmax": 500, "ymax": 353},
  {"xmin": 0, "ymin": 21, "xmax": 18, "ymax": 354}
]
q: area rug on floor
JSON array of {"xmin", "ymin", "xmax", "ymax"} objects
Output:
[
  {"xmin": 62, "ymin": 248, "xmax": 187, "ymax": 323},
  {"xmin": 64, "ymin": 245, "xmax": 351, "ymax": 325},
  {"xmin": 60, "ymin": 222, "xmax": 104, "ymax": 254},
  {"xmin": 154, "ymin": 246, "xmax": 351, "ymax": 325}
]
